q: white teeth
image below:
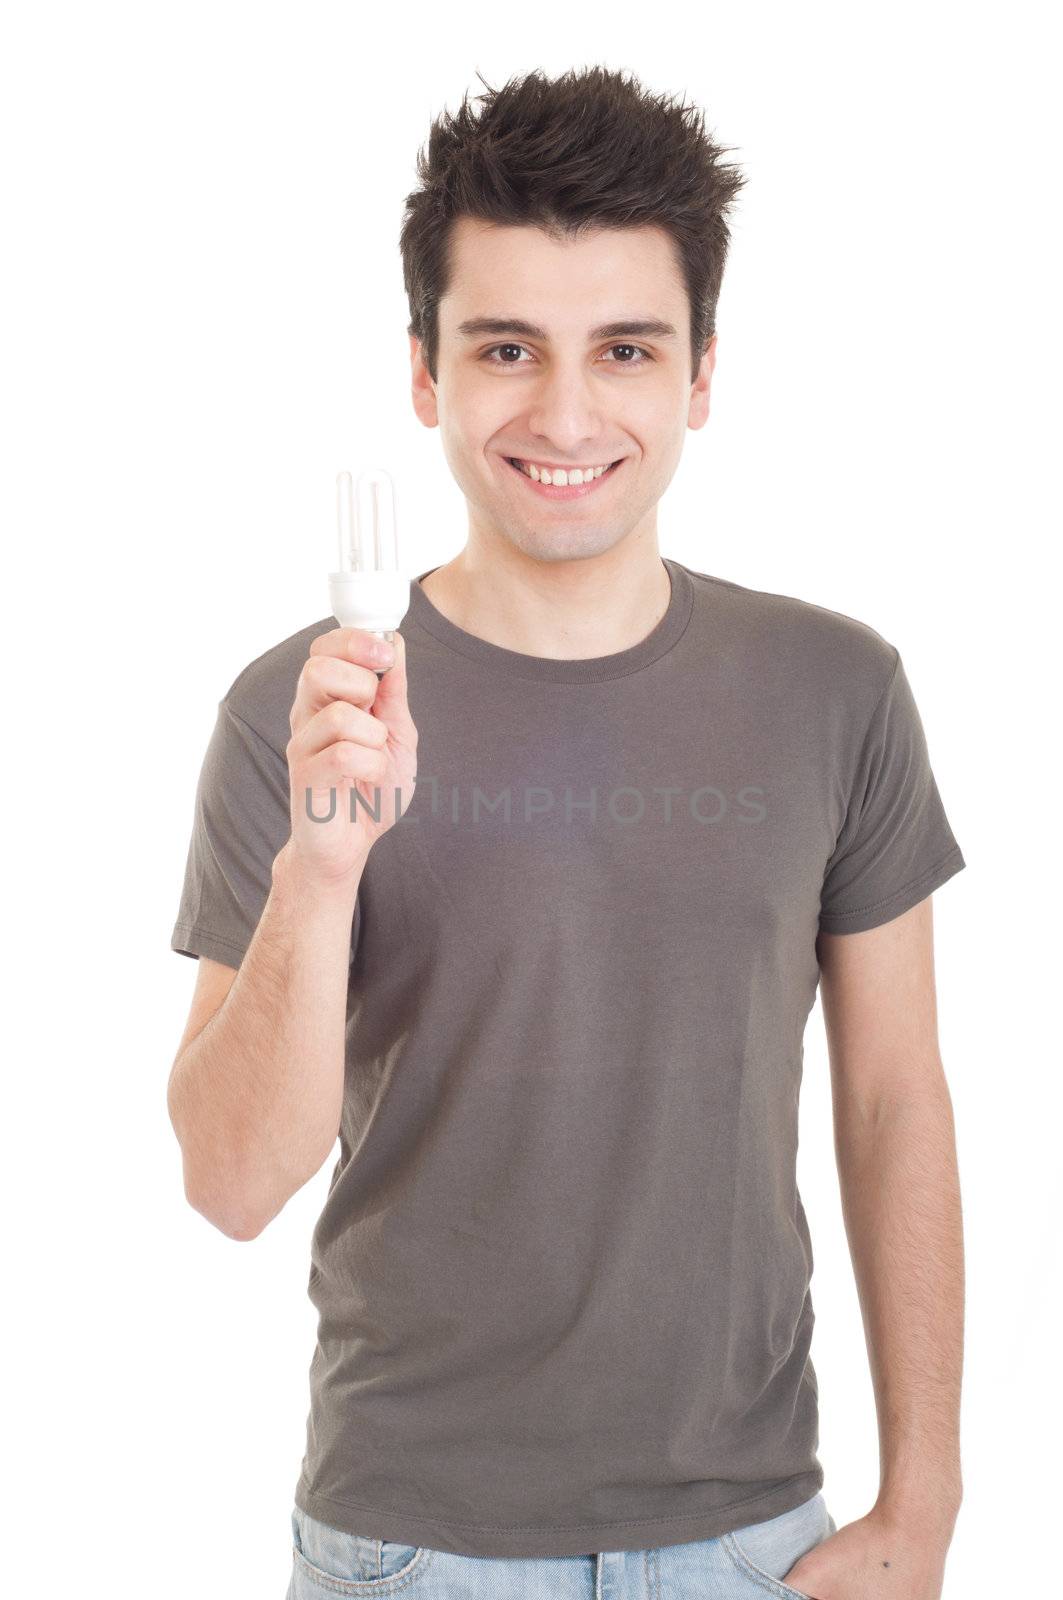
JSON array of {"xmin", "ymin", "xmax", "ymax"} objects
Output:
[{"xmin": 515, "ymin": 459, "xmax": 611, "ymax": 485}]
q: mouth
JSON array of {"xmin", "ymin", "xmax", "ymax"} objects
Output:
[{"xmin": 504, "ymin": 455, "xmax": 626, "ymax": 501}]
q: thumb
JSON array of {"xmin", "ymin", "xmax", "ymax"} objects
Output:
[{"xmin": 371, "ymin": 629, "xmax": 415, "ymax": 736}]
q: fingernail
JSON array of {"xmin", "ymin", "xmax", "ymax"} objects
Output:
[{"xmin": 373, "ymin": 640, "xmax": 395, "ymax": 665}]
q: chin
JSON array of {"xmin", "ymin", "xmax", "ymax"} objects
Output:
[{"xmin": 506, "ymin": 526, "xmax": 624, "ymax": 565}]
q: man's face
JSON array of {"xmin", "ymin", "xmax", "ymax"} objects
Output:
[{"xmin": 411, "ymin": 217, "xmax": 715, "ymax": 566}]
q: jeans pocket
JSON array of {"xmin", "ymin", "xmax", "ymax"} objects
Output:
[
  {"xmin": 721, "ymin": 1491, "xmax": 833, "ymax": 1599},
  {"xmin": 290, "ymin": 1505, "xmax": 432, "ymax": 1594}
]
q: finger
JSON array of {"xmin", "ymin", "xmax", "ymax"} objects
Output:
[
  {"xmin": 309, "ymin": 625, "xmax": 395, "ymax": 670},
  {"xmin": 297, "ymin": 739, "xmax": 390, "ymax": 794},
  {"xmin": 291, "ymin": 652, "xmax": 385, "ymax": 731},
  {"xmin": 288, "ymin": 697, "xmax": 390, "ymax": 764},
  {"xmin": 367, "ymin": 630, "xmax": 416, "ymax": 737}
]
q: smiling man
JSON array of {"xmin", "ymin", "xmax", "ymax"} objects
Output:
[
  {"xmin": 168, "ymin": 66, "xmax": 967, "ymax": 1600},
  {"xmin": 412, "ymin": 222, "xmax": 696, "ymax": 667}
]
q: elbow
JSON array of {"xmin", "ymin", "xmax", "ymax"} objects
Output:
[
  {"xmin": 218, "ymin": 1211, "xmax": 267, "ymax": 1243},
  {"xmin": 171, "ymin": 1114, "xmax": 328, "ymax": 1242},
  {"xmin": 169, "ymin": 1092, "xmax": 272, "ymax": 1240},
  {"xmin": 178, "ymin": 1145, "xmax": 273, "ymax": 1241},
  {"xmin": 207, "ymin": 1154, "xmax": 324, "ymax": 1240},
  {"xmin": 185, "ymin": 1176, "xmax": 269, "ymax": 1242}
]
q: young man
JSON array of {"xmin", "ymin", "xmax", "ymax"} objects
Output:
[{"xmin": 169, "ymin": 67, "xmax": 966, "ymax": 1600}]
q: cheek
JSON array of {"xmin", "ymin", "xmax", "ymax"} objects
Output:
[
  {"xmin": 443, "ymin": 391, "xmax": 509, "ymax": 454},
  {"xmin": 613, "ymin": 384, "xmax": 679, "ymax": 438}
]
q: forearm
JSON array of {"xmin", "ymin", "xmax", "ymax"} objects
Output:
[
  {"xmin": 169, "ymin": 839, "xmax": 365, "ymax": 1238},
  {"xmin": 834, "ymin": 1076, "xmax": 965, "ymax": 1533}
]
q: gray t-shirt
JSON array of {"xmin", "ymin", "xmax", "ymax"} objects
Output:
[{"xmin": 170, "ymin": 556, "xmax": 966, "ymax": 1558}]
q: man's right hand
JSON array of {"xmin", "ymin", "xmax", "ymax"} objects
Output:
[{"xmin": 284, "ymin": 627, "xmax": 418, "ymax": 889}]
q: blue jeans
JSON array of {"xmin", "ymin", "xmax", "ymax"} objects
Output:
[{"xmin": 287, "ymin": 1489, "xmax": 838, "ymax": 1598}]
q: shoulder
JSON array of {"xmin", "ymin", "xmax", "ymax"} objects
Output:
[
  {"xmin": 677, "ymin": 560, "xmax": 901, "ymax": 712},
  {"xmin": 220, "ymin": 615, "xmax": 336, "ymax": 758}
]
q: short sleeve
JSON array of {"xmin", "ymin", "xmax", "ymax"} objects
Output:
[
  {"xmin": 170, "ymin": 699, "xmax": 292, "ymax": 967},
  {"xmin": 818, "ymin": 650, "xmax": 966, "ymax": 935}
]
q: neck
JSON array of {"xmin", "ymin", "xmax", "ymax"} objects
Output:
[{"xmin": 417, "ymin": 536, "xmax": 672, "ymax": 662}]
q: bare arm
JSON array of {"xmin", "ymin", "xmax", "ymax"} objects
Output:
[
  {"xmin": 167, "ymin": 844, "xmax": 364, "ymax": 1240},
  {"xmin": 817, "ymin": 895, "xmax": 964, "ymax": 1542},
  {"xmin": 167, "ymin": 626, "xmax": 418, "ymax": 1240}
]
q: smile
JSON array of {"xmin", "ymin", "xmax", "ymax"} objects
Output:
[{"xmin": 504, "ymin": 455, "xmax": 625, "ymax": 500}]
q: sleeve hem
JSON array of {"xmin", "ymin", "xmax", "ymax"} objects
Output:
[
  {"xmin": 818, "ymin": 843, "xmax": 966, "ymax": 936},
  {"xmin": 170, "ymin": 921, "xmax": 249, "ymax": 968}
]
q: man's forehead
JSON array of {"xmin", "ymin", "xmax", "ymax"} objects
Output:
[
  {"xmin": 440, "ymin": 219, "xmax": 685, "ymax": 334},
  {"xmin": 446, "ymin": 214, "xmax": 675, "ymax": 270}
]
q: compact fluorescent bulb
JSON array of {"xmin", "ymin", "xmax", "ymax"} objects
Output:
[{"xmin": 328, "ymin": 468, "xmax": 411, "ymax": 651}]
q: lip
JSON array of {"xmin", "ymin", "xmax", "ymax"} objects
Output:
[{"xmin": 502, "ymin": 455, "xmax": 625, "ymax": 501}]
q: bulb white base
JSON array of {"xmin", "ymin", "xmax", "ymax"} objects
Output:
[{"xmin": 329, "ymin": 570, "xmax": 411, "ymax": 633}]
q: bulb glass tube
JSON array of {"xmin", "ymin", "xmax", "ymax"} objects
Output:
[
  {"xmin": 354, "ymin": 468, "xmax": 399, "ymax": 574},
  {"xmin": 328, "ymin": 466, "xmax": 410, "ymax": 657},
  {"xmin": 337, "ymin": 470, "xmax": 356, "ymax": 573}
]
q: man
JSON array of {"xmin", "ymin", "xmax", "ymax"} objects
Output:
[{"xmin": 169, "ymin": 67, "xmax": 966, "ymax": 1600}]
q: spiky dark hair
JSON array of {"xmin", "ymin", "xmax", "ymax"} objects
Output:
[{"xmin": 399, "ymin": 66, "xmax": 747, "ymax": 383}]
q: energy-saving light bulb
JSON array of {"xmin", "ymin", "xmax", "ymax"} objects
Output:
[{"xmin": 328, "ymin": 469, "xmax": 411, "ymax": 669}]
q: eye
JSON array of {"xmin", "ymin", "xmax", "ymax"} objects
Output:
[
  {"xmin": 600, "ymin": 344, "xmax": 653, "ymax": 365},
  {"xmin": 480, "ymin": 343, "xmax": 654, "ymax": 367},
  {"xmin": 481, "ymin": 343, "xmax": 532, "ymax": 366}
]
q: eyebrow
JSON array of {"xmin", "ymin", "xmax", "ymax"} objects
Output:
[{"xmin": 455, "ymin": 316, "xmax": 679, "ymax": 343}]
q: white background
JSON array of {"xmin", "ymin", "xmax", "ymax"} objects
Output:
[{"xmin": 2, "ymin": 4, "xmax": 1057, "ymax": 1596}]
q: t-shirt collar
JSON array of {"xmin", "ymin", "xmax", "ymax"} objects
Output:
[{"xmin": 406, "ymin": 556, "xmax": 694, "ymax": 683}]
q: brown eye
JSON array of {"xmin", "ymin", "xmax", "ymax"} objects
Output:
[
  {"xmin": 482, "ymin": 344, "xmax": 530, "ymax": 364},
  {"xmin": 602, "ymin": 344, "xmax": 652, "ymax": 364}
]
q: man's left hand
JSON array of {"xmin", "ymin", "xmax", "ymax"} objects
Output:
[{"xmin": 781, "ymin": 1505, "xmax": 953, "ymax": 1599}]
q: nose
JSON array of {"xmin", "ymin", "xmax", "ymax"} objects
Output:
[{"xmin": 525, "ymin": 358, "xmax": 608, "ymax": 459}]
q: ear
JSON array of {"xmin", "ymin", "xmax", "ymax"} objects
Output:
[
  {"xmin": 688, "ymin": 333, "xmax": 717, "ymax": 433},
  {"xmin": 410, "ymin": 333, "xmax": 439, "ymax": 429}
]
